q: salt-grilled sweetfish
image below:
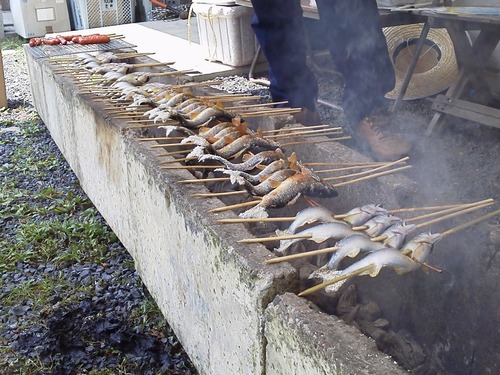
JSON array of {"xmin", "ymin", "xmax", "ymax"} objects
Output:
[
  {"xmin": 243, "ymin": 169, "xmax": 297, "ymax": 197},
  {"xmin": 274, "ymin": 221, "xmax": 357, "ymax": 253},
  {"xmin": 341, "ymin": 204, "xmax": 389, "ymax": 226},
  {"xmin": 305, "ymin": 248, "xmax": 423, "ymax": 295},
  {"xmin": 215, "ymin": 134, "xmax": 282, "ymax": 159},
  {"xmin": 239, "ymin": 168, "xmax": 338, "ymax": 219},
  {"xmin": 326, "ymin": 233, "xmax": 386, "ymax": 270},
  {"xmin": 400, "ymin": 232, "xmax": 442, "ymax": 262},
  {"xmin": 222, "ymin": 159, "xmax": 291, "ymax": 185},
  {"xmin": 174, "ymin": 106, "xmax": 234, "ymax": 128},
  {"xmin": 378, "ymin": 221, "xmax": 417, "ymax": 249},
  {"xmin": 284, "ymin": 206, "xmax": 340, "ymax": 234},
  {"xmin": 362, "ymin": 214, "xmax": 402, "ymax": 237},
  {"xmin": 199, "ymin": 149, "xmax": 285, "ymax": 172}
]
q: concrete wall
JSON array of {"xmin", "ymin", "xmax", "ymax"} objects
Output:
[{"xmin": 26, "ymin": 50, "xmax": 409, "ymax": 375}]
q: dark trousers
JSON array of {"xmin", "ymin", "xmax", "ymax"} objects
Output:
[{"xmin": 250, "ymin": 0, "xmax": 395, "ymax": 126}]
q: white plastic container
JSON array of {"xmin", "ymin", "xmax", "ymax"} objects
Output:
[
  {"xmin": 10, "ymin": 0, "xmax": 71, "ymax": 38},
  {"xmin": 192, "ymin": 1, "xmax": 257, "ymax": 67}
]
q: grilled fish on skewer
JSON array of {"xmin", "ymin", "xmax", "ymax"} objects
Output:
[
  {"xmin": 175, "ymin": 106, "xmax": 234, "ymax": 128},
  {"xmin": 341, "ymin": 204, "xmax": 389, "ymax": 226},
  {"xmin": 284, "ymin": 206, "xmax": 339, "ymax": 234},
  {"xmin": 362, "ymin": 215, "xmax": 402, "ymax": 237},
  {"xmin": 199, "ymin": 149, "xmax": 285, "ymax": 172},
  {"xmin": 244, "ymin": 169, "xmax": 297, "ymax": 197},
  {"xmin": 240, "ymin": 167, "xmax": 338, "ymax": 219},
  {"xmin": 222, "ymin": 159, "xmax": 291, "ymax": 185},
  {"xmin": 400, "ymin": 232, "xmax": 442, "ymax": 262},
  {"xmin": 215, "ymin": 134, "xmax": 281, "ymax": 159},
  {"xmin": 325, "ymin": 234, "xmax": 386, "ymax": 270},
  {"xmin": 302, "ymin": 248, "xmax": 423, "ymax": 296},
  {"xmin": 377, "ymin": 222, "xmax": 416, "ymax": 248},
  {"xmin": 274, "ymin": 222, "xmax": 356, "ymax": 253}
]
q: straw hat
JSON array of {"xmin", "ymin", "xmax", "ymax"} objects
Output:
[{"xmin": 383, "ymin": 23, "xmax": 459, "ymax": 100}]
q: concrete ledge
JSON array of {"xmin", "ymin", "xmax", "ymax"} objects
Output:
[
  {"xmin": 26, "ymin": 49, "xmax": 414, "ymax": 374},
  {"xmin": 265, "ymin": 293, "xmax": 405, "ymax": 375}
]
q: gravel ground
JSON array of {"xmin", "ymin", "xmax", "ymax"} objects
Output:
[{"xmin": 0, "ymin": 47, "xmax": 197, "ymax": 374}]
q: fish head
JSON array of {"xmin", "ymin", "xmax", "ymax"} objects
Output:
[
  {"xmin": 411, "ymin": 231, "xmax": 443, "ymax": 246},
  {"xmin": 360, "ymin": 203, "xmax": 389, "ymax": 217}
]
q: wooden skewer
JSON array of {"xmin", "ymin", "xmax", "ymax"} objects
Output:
[
  {"xmin": 114, "ymin": 52, "xmax": 156, "ymax": 59},
  {"xmin": 264, "ymin": 246, "xmax": 340, "ymax": 264},
  {"xmin": 238, "ymin": 233, "xmax": 313, "ymax": 244},
  {"xmin": 243, "ymin": 108, "xmax": 302, "ymax": 117},
  {"xmin": 161, "ymin": 165, "xmax": 222, "ymax": 170},
  {"xmin": 262, "ymin": 125, "xmax": 332, "ymax": 134},
  {"xmin": 298, "ymin": 264, "xmax": 374, "ymax": 297},
  {"xmin": 225, "ymin": 101, "xmax": 289, "ymax": 110},
  {"xmin": 371, "ymin": 201, "xmax": 494, "ymax": 242},
  {"xmin": 198, "ymin": 93, "xmax": 256, "ymax": 100},
  {"xmin": 304, "ymin": 161, "xmax": 386, "ymax": 167},
  {"xmin": 321, "ymin": 157, "xmax": 408, "ymax": 181},
  {"xmin": 179, "ymin": 177, "xmax": 230, "ymax": 184},
  {"xmin": 208, "ymin": 199, "xmax": 260, "ymax": 213},
  {"xmin": 267, "ymin": 129, "xmax": 343, "ymax": 140},
  {"xmin": 149, "ymin": 142, "xmax": 194, "ymax": 149},
  {"xmin": 216, "ymin": 216, "xmax": 295, "ymax": 224},
  {"xmin": 440, "ymin": 208, "xmax": 500, "ymax": 238},
  {"xmin": 215, "ymin": 200, "xmax": 495, "ymax": 225},
  {"xmin": 413, "ymin": 202, "xmax": 494, "ymax": 230},
  {"xmin": 389, "ymin": 203, "xmax": 468, "ymax": 214},
  {"xmin": 124, "ymin": 123, "xmax": 176, "ymax": 129},
  {"xmin": 325, "ymin": 165, "xmax": 412, "ymax": 185},
  {"xmin": 314, "ymin": 163, "xmax": 389, "ymax": 174},
  {"xmin": 171, "ymin": 80, "xmax": 224, "ymax": 89},
  {"xmin": 158, "ymin": 153, "xmax": 195, "ymax": 160},
  {"xmin": 192, "ymin": 190, "xmax": 248, "ymax": 198},
  {"xmin": 405, "ymin": 199, "xmax": 494, "ymax": 223},
  {"xmin": 281, "ymin": 136, "xmax": 351, "ymax": 147}
]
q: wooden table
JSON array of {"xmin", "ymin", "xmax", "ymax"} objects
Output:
[{"xmin": 390, "ymin": 7, "xmax": 500, "ymax": 133}]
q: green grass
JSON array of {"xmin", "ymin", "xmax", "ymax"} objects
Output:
[{"xmin": 1, "ymin": 35, "xmax": 28, "ymax": 51}]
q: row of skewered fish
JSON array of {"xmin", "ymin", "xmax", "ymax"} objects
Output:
[
  {"xmin": 52, "ymin": 51, "xmax": 342, "ymax": 219},
  {"xmin": 267, "ymin": 204, "xmax": 445, "ymax": 295}
]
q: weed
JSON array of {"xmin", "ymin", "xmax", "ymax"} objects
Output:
[{"xmin": 1, "ymin": 36, "xmax": 27, "ymax": 51}]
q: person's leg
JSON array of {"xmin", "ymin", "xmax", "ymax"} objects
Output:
[
  {"xmin": 315, "ymin": 0, "xmax": 394, "ymax": 125},
  {"xmin": 251, "ymin": 0, "xmax": 319, "ymax": 121},
  {"xmin": 316, "ymin": 0, "xmax": 410, "ymax": 160}
]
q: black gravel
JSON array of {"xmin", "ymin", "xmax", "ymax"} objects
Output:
[{"xmin": 0, "ymin": 48, "xmax": 197, "ymax": 374}]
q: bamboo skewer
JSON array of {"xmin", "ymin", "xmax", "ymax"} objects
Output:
[
  {"xmin": 214, "ymin": 200, "xmax": 495, "ymax": 225},
  {"xmin": 208, "ymin": 199, "xmax": 260, "ymax": 213},
  {"xmin": 267, "ymin": 129, "xmax": 344, "ymax": 140},
  {"xmin": 280, "ymin": 136, "xmax": 351, "ymax": 147},
  {"xmin": 192, "ymin": 190, "xmax": 248, "ymax": 198},
  {"xmin": 239, "ymin": 234, "xmax": 313, "ymax": 244},
  {"xmin": 371, "ymin": 201, "xmax": 495, "ymax": 242},
  {"xmin": 298, "ymin": 265, "xmax": 374, "ymax": 297},
  {"xmin": 439, "ymin": 208, "xmax": 500, "ymax": 238},
  {"xmin": 264, "ymin": 246, "xmax": 340, "ymax": 264},
  {"xmin": 179, "ymin": 177, "xmax": 230, "ymax": 184},
  {"xmin": 216, "ymin": 217, "xmax": 295, "ymax": 224},
  {"xmin": 404, "ymin": 198, "xmax": 494, "ymax": 223},
  {"xmin": 324, "ymin": 165, "xmax": 412, "ymax": 185},
  {"xmin": 225, "ymin": 101, "xmax": 289, "ymax": 110},
  {"xmin": 319, "ymin": 157, "xmax": 408, "ymax": 181},
  {"xmin": 161, "ymin": 164, "xmax": 222, "ymax": 170}
]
